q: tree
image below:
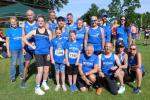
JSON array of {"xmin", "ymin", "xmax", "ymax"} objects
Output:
[
  {"xmin": 17, "ymin": 0, "xmax": 68, "ymax": 11},
  {"xmin": 80, "ymin": 3, "xmax": 107, "ymax": 25},
  {"xmin": 108, "ymin": 0, "xmax": 141, "ymax": 24}
]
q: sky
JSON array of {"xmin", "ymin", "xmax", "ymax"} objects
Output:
[{"xmin": 56, "ymin": 0, "xmax": 150, "ymax": 20}]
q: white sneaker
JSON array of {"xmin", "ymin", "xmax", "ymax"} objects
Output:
[
  {"xmin": 42, "ymin": 83, "xmax": 50, "ymax": 91},
  {"xmin": 118, "ymin": 86, "xmax": 125, "ymax": 94},
  {"xmin": 35, "ymin": 87, "xmax": 45, "ymax": 95},
  {"xmin": 62, "ymin": 85, "xmax": 67, "ymax": 92},
  {"xmin": 55, "ymin": 85, "xmax": 61, "ymax": 91}
]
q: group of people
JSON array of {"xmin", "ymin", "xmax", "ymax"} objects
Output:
[{"xmin": 5, "ymin": 9, "xmax": 145, "ymax": 96}]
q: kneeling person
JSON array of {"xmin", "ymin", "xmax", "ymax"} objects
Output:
[{"xmin": 78, "ymin": 44, "xmax": 99, "ymax": 92}]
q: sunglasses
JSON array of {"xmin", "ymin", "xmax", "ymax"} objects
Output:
[
  {"xmin": 130, "ymin": 48, "xmax": 136, "ymax": 50},
  {"xmin": 91, "ymin": 20, "xmax": 97, "ymax": 22},
  {"xmin": 121, "ymin": 19, "xmax": 126, "ymax": 21}
]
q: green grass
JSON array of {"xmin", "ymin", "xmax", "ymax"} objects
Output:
[{"xmin": 0, "ymin": 38, "xmax": 150, "ymax": 100}]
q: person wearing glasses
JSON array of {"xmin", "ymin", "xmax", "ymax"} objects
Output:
[
  {"xmin": 84, "ymin": 16, "xmax": 105, "ymax": 55},
  {"xmin": 127, "ymin": 44, "xmax": 145, "ymax": 94},
  {"xmin": 116, "ymin": 16, "xmax": 131, "ymax": 51},
  {"xmin": 115, "ymin": 40, "xmax": 128, "ymax": 94}
]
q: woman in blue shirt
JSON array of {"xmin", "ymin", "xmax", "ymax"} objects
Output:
[
  {"xmin": 6, "ymin": 16, "xmax": 24, "ymax": 83},
  {"xmin": 23, "ymin": 15, "xmax": 52, "ymax": 96}
]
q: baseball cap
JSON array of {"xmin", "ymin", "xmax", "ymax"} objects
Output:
[
  {"xmin": 117, "ymin": 40, "xmax": 125, "ymax": 47},
  {"xmin": 57, "ymin": 16, "xmax": 65, "ymax": 22}
]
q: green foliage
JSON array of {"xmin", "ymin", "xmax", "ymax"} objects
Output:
[
  {"xmin": 142, "ymin": 12, "xmax": 150, "ymax": 28},
  {"xmin": 80, "ymin": 3, "xmax": 107, "ymax": 25},
  {"xmin": 17, "ymin": 0, "xmax": 69, "ymax": 11},
  {"xmin": 108, "ymin": 0, "xmax": 141, "ymax": 25}
]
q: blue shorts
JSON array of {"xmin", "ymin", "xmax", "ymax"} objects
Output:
[
  {"xmin": 24, "ymin": 50, "xmax": 34, "ymax": 61},
  {"xmin": 54, "ymin": 63, "xmax": 65, "ymax": 73}
]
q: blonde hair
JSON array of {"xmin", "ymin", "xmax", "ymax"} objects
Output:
[{"xmin": 9, "ymin": 16, "xmax": 17, "ymax": 22}]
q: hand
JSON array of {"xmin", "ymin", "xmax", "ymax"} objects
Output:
[
  {"xmin": 47, "ymin": 54, "xmax": 50, "ymax": 61},
  {"xmin": 99, "ymin": 72, "xmax": 104, "ymax": 78},
  {"xmin": 75, "ymin": 62, "xmax": 78, "ymax": 66},
  {"xmin": 111, "ymin": 66, "xmax": 118, "ymax": 71},
  {"xmin": 51, "ymin": 59, "xmax": 55, "ymax": 64},
  {"xmin": 22, "ymin": 49, "xmax": 26, "ymax": 55},
  {"xmin": 7, "ymin": 51, "xmax": 11, "ymax": 57},
  {"xmin": 31, "ymin": 45, "xmax": 36, "ymax": 50},
  {"xmin": 85, "ymin": 79, "xmax": 92, "ymax": 85},
  {"xmin": 66, "ymin": 62, "xmax": 70, "ymax": 67}
]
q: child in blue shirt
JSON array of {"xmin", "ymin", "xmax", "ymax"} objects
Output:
[
  {"xmin": 50, "ymin": 27, "xmax": 67, "ymax": 92},
  {"xmin": 65, "ymin": 30, "xmax": 81, "ymax": 92}
]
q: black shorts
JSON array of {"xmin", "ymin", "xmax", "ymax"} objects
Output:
[
  {"xmin": 24, "ymin": 50, "xmax": 34, "ymax": 61},
  {"xmin": 66, "ymin": 64, "xmax": 78, "ymax": 75},
  {"xmin": 77, "ymin": 76, "xmax": 88, "ymax": 89},
  {"xmin": 124, "ymin": 70, "xmax": 145, "ymax": 82},
  {"xmin": 144, "ymin": 34, "xmax": 149, "ymax": 39},
  {"xmin": 35, "ymin": 54, "xmax": 50, "ymax": 67}
]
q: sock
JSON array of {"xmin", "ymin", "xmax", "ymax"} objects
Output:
[
  {"xmin": 36, "ymin": 84, "xmax": 40, "ymax": 88},
  {"xmin": 42, "ymin": 80, "xmax": 47, "ymax": 85}
]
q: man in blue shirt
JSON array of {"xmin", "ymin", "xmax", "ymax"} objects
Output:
[
  {"xmin": 46, "ymin": 10, "xmax": 57, "ymax": 34},
  {"xmin": 102, "ymin": 13, "xmax": 111, "ymax": 43},
  {"xmin": 66, "ymin": 13, "xmax": 77, "ymax": 31},
  {"xmin": 96, "ymin": 42, "xmax": 125, "ymax": 95},
  {"xmin": 77, "ymin": 44, "xmax": 99, "ymax": 92},
  {"xmin": 22, "ymin": 10, "xmax": 38, "ymax": 87}
]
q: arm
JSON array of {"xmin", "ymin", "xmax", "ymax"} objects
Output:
[
  {"xmin": 75, "ymin": 51, "xmax": 81, "ymax": 66},
  {"xmin": 84, "ymin": 28, "xmax": 89, "ymax": 50},
  {"xmin": 23, "ymin": 30, "xmax": 36, "ymax": 49},
  {"xmin": 50, "ymin": 46, "xmax": 55, "ymax": 64},
  {"xmin": 122, "ymin": 54, "xmax": 128, "ymax": 69},
  {"xmin": 85, "ymin": 64, "xmax": 99, "ymax": 76},
  {"xmin": 6, "ymin": 37, "xmax": 11, "ymax": 57},
  {"xmin": 65, "ymin": 49, "xmax": 70, "ymax": 66},
  {"xmin": 22, "ymin": 22, "xmax": 26, "ymax": 55},
  {"xmin": 100, "ymin": 27, "xmax": 105, "ymax": 50},
  {"xmin": 114, "ymin": 54, "xmax": 122, "ymax": 69},
  {"xmin": 98, "ymin": 55, "xmax": 105, "ymax": 77},
  {"xmin": 78, "ymin": 64, "xmax": 89, "ymax": 82}
]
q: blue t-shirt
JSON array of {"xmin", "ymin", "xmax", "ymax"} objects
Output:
[
  {"xmin": 6, "ymin": 27, "xmax": 22, "ymax": 50},
  {"xmin": 100, "ymin": 53, "xmax": 116, "ymax": 76},
  {"xmin": 65, "ymin": 41, "xmax": 81, "ymax": 64},
  {"xmin": 79, "ymin": 54, "xmax": 99, "ymax": 74},
  {"xmin": 51, "ymin": 37, "xmax": 67, "ymax": 63},
  {"xmin": 61, "ymin": 28, "xmax": 69, "ymax": 40},
  {"xmin": 88, "ymin": 26, "xmax": 102, "ymax": 51},
  {"xmin": 75, "ymin": 27, "xmax": 86, "ymax": 50},
  {"xmin": 48, "ymin": 21, "xmax": 57, "ymax": 33},
  {"xmin": 24, "ymin": 21, "xmax": 38, "ymax": 50},
  {"xmin": 34, "ymin": 29, "xmax": 50, "ymax": 54},
  {"xmin": 66, "ymin": 22, "xmax": 77, "ymax": 31},
  {"xmin": 116, "ymin": 26, "xmax": 130, "ymax": 49}
]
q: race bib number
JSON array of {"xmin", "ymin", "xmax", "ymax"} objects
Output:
[
  {"xmin": 69, "ymin": 52, "xmax": 78, "ymax": 59},
  {"xmin": 55, "ymin": 49, "xmax": 64, "ymax": 56}
]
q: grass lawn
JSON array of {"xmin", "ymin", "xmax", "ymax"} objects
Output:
[{"xmin": 0, "ymin": 38, "xmax": 150, "ymax": 100}]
